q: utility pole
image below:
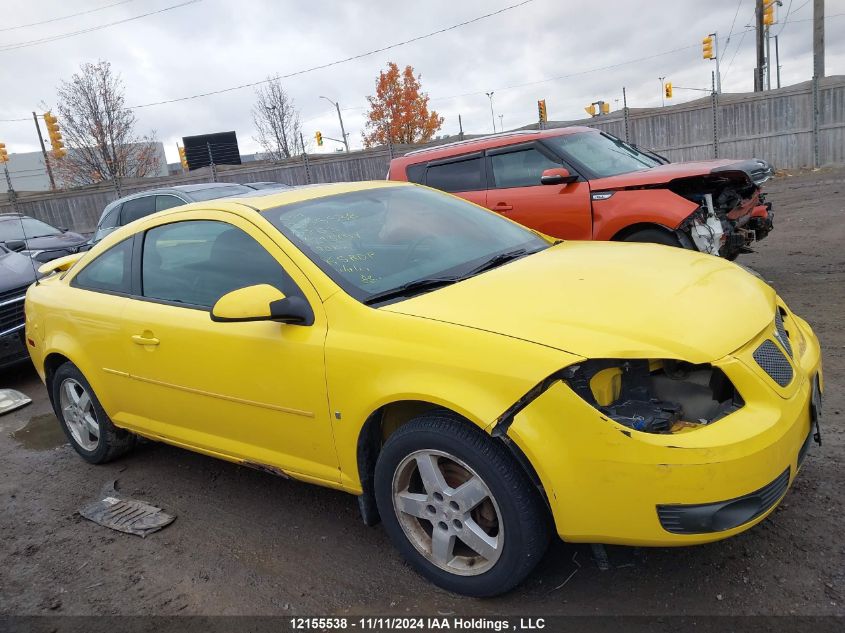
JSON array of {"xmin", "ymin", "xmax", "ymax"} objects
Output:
[
  {"xmin": 485, "ymin": 92, "xmax": 496, "ymax": 133},
  {"xmin": 622, "ymin": 86, "xmax": 630, "ymax": 143},
  {"xmin": 299, "ymin": 132, "xmax": 312, "ymax": 183},
  {"xmin": 320, "ymin": 96, "xmax": 349, "ymax": 153},
  {"xmin": 813, "ymin": 0, "xmax": 825, "ymax": 79},
  {"xmin": 659, "ymin": 77, "xmax": 666, "ymax": 107},
  {"xmin": 32, "ymin": 112, "xmax": 56, "ymax": 190},
  {"xmin": 458, "ymin": 114, "xmax": 464, "ymax": 141},
  {"xmin": 3, "ymin": 163, "xmax": 19, "ymax": 213},
  {"xmin": 774, "ymin": 35, "xmax": 781, "ymax": 88},
  {"xmin": 710, "ymin": 31, "xmax": 722, "ymax": 94},
  {"xmin": 206, "ymin": 142, "xmax": 218, "ymax": 182},
  {"xmin": 765, "ymin": 24, "xmax": 772, "ymax": 89},
  {"xmin": 499, "ymin": 114, "xmax": 504, "ymax": 132},
  {"xmin": 755, "ymin": 0, "xmax": 766, "ymax": 91}
]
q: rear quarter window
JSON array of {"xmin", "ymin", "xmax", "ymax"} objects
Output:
[
  {"xmin": 72, "ymin": 238, "xmax": 132, "ymax": 294},
  {"xmin": 405, "ymin": 163, "xmax": 426, "ymax": 184},
  {"xmin": 425, "ymin": 157, "xmax": 484, "ymax": 193}
]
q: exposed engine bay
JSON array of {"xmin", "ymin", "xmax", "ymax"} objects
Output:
[
  {"xmin": 670, "ymin": 160, "xmax": 775, "ymax": 260},
  {"xmin": 565, "ymin": 359, "xmax": 743, "ymax": 434}
]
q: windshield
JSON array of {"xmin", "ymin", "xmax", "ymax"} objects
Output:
[
  {"xmin": 544, "ymin": 131, "xmax": 662, "ymax": 178},
  {"xmin": 0, "ymin": 216, "xmax": 62, "ymax": 241},
  {"xmin": 186, "ymin": 184, "xmax": 253, "ymax": 201},
  {"xmin": 262, "ymin": 186, "xmax": 548, "ymax": 303}
]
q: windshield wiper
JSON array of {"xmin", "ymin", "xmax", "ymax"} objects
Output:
[
  {"xmin": 461, "ymin": 248, "xmax": 528, "ymax": 277},
  {"xmin": 363, "ymin": 276, "xmax": 460, "ymax": 305}
]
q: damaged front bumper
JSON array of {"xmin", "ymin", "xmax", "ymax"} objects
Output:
[{"xmin": 496, "ymin": 310, "xmax": 822, "ymax": 546}]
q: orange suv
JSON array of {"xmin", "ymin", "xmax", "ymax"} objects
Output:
[{"xmin": 388, "ymin": 127, "xmax": 774, "ymax": 259}]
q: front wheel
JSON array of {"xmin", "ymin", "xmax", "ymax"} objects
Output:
[
  {"xmin": 374, "ymin": 412, "xmax": 551, "ymax": 597},
  {"xmin": 621, "ymin": 227, "xmax": 683, "ymax": 248}
]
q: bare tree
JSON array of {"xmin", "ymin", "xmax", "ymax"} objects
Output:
[
  {"xmin": 53, "ymin": 60, "xmax": 160, "ymax": 189},
  {"xmin": 252, "ymin": 77, "xmax": 303, "ymax": 160}
]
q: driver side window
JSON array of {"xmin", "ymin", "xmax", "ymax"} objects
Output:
[{"xmin": 141, "ymin": 220, "xmax": 300, "ymax": 308}]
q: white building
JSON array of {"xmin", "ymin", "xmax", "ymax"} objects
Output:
[{"xmin": 1, "ymin": 142, "xmax": 169, "ymax": 193}]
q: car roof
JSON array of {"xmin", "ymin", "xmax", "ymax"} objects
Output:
[
  {"xmin": 99, "ymin": 182, "xmax": 252, "ymax": 218},
  {"xmin": 175, "ymin": 180, "xmax": 410, "ymax": 214},
  {"xmin": 394, "ymin": 126, "xmax": 594, "ymax": 165}
]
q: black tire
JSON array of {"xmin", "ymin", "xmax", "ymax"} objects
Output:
[
  {"xmin": 621, "ymin": 227, "xmax": 683, "ymax": 248},
  {"xmin": 50, "ymin": 361, "xmax": 135, "ymax": 464},
  {"xmin": 374, "ymin": 412, "xmax": 551, "ymax": 597}
]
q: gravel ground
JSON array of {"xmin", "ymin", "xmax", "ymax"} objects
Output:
[{"xmin": 1, "ymin": 167, "xmax": 843, "ymax": 617}]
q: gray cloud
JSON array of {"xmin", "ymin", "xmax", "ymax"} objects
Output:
[{"xmin": 1, "ymin": 0, "xmax": 843, "ymax": 163}]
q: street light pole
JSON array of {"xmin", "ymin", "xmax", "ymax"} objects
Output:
[
  {"xmin": 486, "ymin": 91, "xmax": 496, "ymax": 133},
  {"xmin": 320, "ymin": 96, "xmax": 349, "ymax": 153}
]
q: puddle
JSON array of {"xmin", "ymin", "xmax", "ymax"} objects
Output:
[{"xmin": 11, "ymin": 414, "xmax": 67, "ymax": 450}]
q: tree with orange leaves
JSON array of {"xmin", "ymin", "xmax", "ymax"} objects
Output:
[{"xmin": 363, "ymin": 62, "xmax": 444, "ymax": 147}]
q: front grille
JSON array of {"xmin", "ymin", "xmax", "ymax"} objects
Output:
[
  {"xmin": 753, "ymin": 339, "xmax": 793, "ymax": 387},
  {"xmin": 0, "ymin": 293, "xmax": 25, "ymax": 336},
  {"xmin": 657, "ymin": 468, "xmax": 790, "ymax": 534},
  {"xmin": 775, "ymin": 311, "xmax": 793, "ymax": 357},
  {"xmin": 0, "ymin": 284, "xmax": 30, "ymax": 304}
]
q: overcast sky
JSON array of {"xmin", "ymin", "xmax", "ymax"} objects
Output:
[{"xmin": 1, "ymin": 0, "xmax": 843, "ymax": 163}]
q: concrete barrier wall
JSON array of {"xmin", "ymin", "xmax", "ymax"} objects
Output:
[{"xmin": 2, "ymin": 76, "xmax": 843, "ymax": 233}]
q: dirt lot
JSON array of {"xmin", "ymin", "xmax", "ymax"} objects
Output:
[{"xmin": 1, "ymin": 168, "xmax": 844, "ymax": 618}]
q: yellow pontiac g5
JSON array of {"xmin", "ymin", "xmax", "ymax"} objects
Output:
[{"xmin": 26, "ymin": 182, "xmax": 823, "ymax": 596}]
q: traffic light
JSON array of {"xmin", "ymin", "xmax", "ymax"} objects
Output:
[
  {"xmin": 178, "ymin": 146, "xmax": 189, "ymax": 170},
  {"xmin": 43, "ymin": 112, "xmax": 67, "ymax": 158},
  {"xmin": 665, "ymin": 82, "xmax": 673, "ymax": 99},
  {"xmin": 315, "ymin": 131, "xmax": 323, "ymax": 147},
  {"xmin": 600, "ymin": 101, "xmax": 610, "ymax": 115},
  {"xmin": 0, "ymin": 142, "xmax": 8, "ymax": 164},
  {"xmin": 584, "ymin": 104, "xmax": 597, "ymax": 117},
  {"xmin": 537, "ymin": 99, "xmax": 547, "ymax": 123},
  {"xmin": 702, "ymin": 35, "xmax": 714, "ymax": 59},
  {"xmin": 763, "ymin": 0, "xmax": 775, "ymax": 25}
]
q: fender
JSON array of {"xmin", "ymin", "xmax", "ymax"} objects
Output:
[{"xmin": 592, "ymin": 189, "xmax": 698, "ymax": 241}]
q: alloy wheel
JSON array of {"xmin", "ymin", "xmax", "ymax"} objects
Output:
[
  {"xmin": 391, "ymin": 449, "xmax": 503, "ymax": 576},
  {"xmin": 59, "ymin": 378, "xmax": 100, "ymax": 452}
]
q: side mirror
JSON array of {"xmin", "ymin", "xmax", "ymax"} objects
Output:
[
  {"xmin": 540, "ymin": 168, "xmax": 578, "ymax": 186},
  {"xmin": 3, "ymin": 240, "xmax": 26, "ymax": 252},
  {"xmin": 210, "ymin": 284, "xmax": 314, "ymax": 325}
]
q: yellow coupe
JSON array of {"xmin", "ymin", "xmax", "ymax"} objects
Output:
[{"xmin": 25, "ymin": 181, "xmax": 823, "ymax": 596}]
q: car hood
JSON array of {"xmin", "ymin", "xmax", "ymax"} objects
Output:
[
  {"xmin": 0, "ymin": 249, "xmax": 38, "ymax": 290},
  {"xmin": 382, "ymin": 242, "xmax": 775, "ymax": 364},
  {"xmin": 589, "ymin": 158, "xmax": 769, "ymax": 190},
  {"xmin": 23, "ymin": 231, "xmax": 88, "ymax": 251}
]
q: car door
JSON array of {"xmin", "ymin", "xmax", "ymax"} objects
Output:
[
  {"xmin": 121, "ymin": 211, "xmax": 338, "ymax": 484},
  {"xmin": 63, "ymin": 237, "xmax": 136, "ymax": 411},
  {"xmin": 423, "ymin": 153, "xmax": 488, "ymax": 207},
  {"xmin": 485, "ymin": 143, "xmax": 592, "ymax": 239}
]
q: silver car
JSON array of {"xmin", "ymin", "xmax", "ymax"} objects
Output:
[{"xmin": 90, "ymin": 183, "xmax": 254, "ymax": 245}]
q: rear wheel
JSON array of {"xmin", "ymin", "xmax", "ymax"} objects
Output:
[
  {"xmin": 621, "ymin": 227, "xmax": 683, "ymax": 248},
  {"xmin": 51, "ymin": 362, "xmax": 135, "ymax": 464},
  {"xmin": 374, "ymin": 412, "xmax": 550, "ymax": 597}
]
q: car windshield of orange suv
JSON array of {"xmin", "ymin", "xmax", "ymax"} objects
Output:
[{"xmin": 388, "ymin": 127, "xmax": 775, "ymax": 261}]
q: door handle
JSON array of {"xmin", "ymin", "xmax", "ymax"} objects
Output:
[
  {"xmin": 494, "ymin": 203, "xmax": 513, "ymax": 212},
  {"xmin": 131, "ymin": 334, "xmax": 160, "ymax": 346}
]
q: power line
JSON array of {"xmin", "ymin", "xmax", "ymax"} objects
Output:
[
  {"xmin": 129, "ymin": 0, "xmax": 536, "ymax": 108},
  {"xmin": 0, "ymin": 0, "xmax": 135, "ymax": 33},
  {"xmin": 0, "ymin": 0, "xmax": 202, "ymax": 52},
  {"xmin": 723, "ymin": 0, "xmax": 745, "ymax": 53}
]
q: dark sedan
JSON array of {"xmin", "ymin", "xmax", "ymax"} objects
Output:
[
  {"xmin": 0, "ymin": 244, "xmax": 37, "ymax": 370},
  {"xmin": 0, "ymin": 214, "xmax": 90, "ymax": 263}
]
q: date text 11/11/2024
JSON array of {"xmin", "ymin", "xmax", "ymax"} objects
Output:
[{"xmin": 289, "ymin": 616, "xmax": 547, "ymax": 630}]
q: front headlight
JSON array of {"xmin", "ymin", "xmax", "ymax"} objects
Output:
[{"xmin": 564, "ymin": 358, "xmax": 743, "ymax": 434}]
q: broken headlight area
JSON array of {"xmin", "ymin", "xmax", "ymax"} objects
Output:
[{"xmin": 565, "ymin": 359, "xmax": 743, "ymax": 434}]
